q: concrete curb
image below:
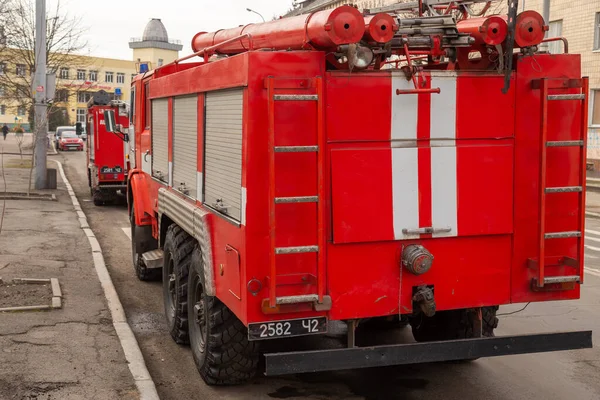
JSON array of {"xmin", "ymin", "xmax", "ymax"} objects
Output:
[{"xmin": 52, "ymin": 160, "xmax": 159, "ymax": 400}]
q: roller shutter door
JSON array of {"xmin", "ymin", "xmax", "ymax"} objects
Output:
[
  {"xmin": 173, "ymin": 95, "xmax": 198, "ymax": 198},
  {"xmin": 204, "ymin": 89, "xmax": 243, "ymax": 221},
  {"xmin": 151, "ymin": 98, "xmax": 169, "ymax": 182}
]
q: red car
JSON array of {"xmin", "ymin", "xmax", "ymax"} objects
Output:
[{"xmin": 57, "ymin": 131, "xmax": 84, "ymax": 151}]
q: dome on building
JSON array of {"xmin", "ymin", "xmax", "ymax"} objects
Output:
[
  {"xmin": 142, "ymin": 18, "xmax": 169, "ymax": 42},
  {"xmin": 129, "ymin": 18, "xmax": 182, "ymax": 51}
]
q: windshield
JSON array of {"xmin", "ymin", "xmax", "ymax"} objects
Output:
[{"xmin": 62, "ymin": 132, "xmax": 78, "ymax": 138}]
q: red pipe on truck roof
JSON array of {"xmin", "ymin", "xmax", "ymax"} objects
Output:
[
  {"xmin": 191, "ymin": 5, "xmax": 366, "ymax": 55},
  {"xmin": 457, "ymin": 15, "xmax": 508, "ymax": 46}
]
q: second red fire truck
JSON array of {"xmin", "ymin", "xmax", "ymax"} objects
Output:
[
  {"xmin": 86, "ymin": 90, "xmax": 130, "ymax": 206},
  {"xmin": 105, "ymin": 0, "xmax": 592, "ymax": 385}
]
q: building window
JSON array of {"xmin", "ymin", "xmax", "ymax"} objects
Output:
[
  {"xmin": 60, "ymin": 67, "xmax": 69, "ymax": 79},
  {"xmin": 17, "ymin": 105, "xmax": 25, "ymax": 116},
  {"xmin": 158, "ymin": 58, "xmax": 164, "ymax": 67},
  {"xmin": 592, "ymin": 90, "xmax": 600, "ymax": 126},
  {"xmin": 131, "ymin": 73, "xmax": 137, "ymax": 82},
  {"xmin": 89, "ymin": 70, "xmax": 98, "ymax": 81},
  {"xmin": 0, "ymin": 85, "xmax": 4, "ymax": 97},
  {"xmin": 105, "ymin": 71, "xmax": 114, "ymax": 83},
  {"xmin": 55, "ymin": 89, "xmax": 69, "ymax": 102},
  {"xmin": 77, "ymin": 69, "xmax": 86, "ymax": 80},
  {"xmin": 595, "ymin": 13, "xmax": 600, "ymax": 51},
  {"xmin": 77, "ymin": 91, "xmax": 95, "ymax": 103},
  {"xmin": 0, "ymin": 105, "xmax": 5, "ymax": 115},
  {"xmin": 547, "ymin": 20, "xmax": 563, "ymax": 54},
  {"xmin": 116, "ymin": 73, "xmax": 125, "ymax": 84},
  {"xmin": 77, "ymin": 108, "xmax": 86, "ymax": 123},
  {"xmin": 0, "ymin": 63, "xmax": 5, "ymax": 75},
  {"xmin": 16, "ymin": 64, "xmax": 26, "ymax": 76}
]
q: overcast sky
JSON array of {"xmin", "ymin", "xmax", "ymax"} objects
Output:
[{"xmin": 51, "ymin": 0, "xmax": 295, "ymax": 60}]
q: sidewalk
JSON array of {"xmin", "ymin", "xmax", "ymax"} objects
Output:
[{"xmin": 0, "ymin": 138, "xmax": 139, "ymax": 399}]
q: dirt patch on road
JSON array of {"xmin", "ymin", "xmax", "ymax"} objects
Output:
[{"xmin": 0, "ymin": 282, "xmax": 52, "ymax": 308}]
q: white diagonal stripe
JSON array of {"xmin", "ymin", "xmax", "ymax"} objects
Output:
[
  {"xmin": 122, "ymin": 227, "xmax": 131, "ymax": 240},
  {"xmin": 430, "ymin": 76, "xmax": 457, "ymax": 141},
  {"xmin": 392, "ymin": 148, "xmax": 419, "ymax": 240},
  {"xmin": 431, "ymin": 147, "xmax": 458, "ymax": 237},
  {"xmin": 430, "ymin": 75, "xmax": 457, "ymax": 238},
  {"xmin": 585, "ymin": 229, "xmax": 600, "ymax": 236},
  {"xmin": 391, "ymin": 73, "xmax": 418, "ymax": 141}
]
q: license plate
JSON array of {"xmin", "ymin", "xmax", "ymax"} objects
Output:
[{"xmin": 248, "ymin": 317, "xmax": 327, "ymax": 341}]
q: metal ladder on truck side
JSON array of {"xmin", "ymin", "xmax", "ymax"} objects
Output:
[
  {"xmin": 264, "ymin": 76, "xmax": 331, "ymax": 311},
  {"xmin": 530, "ymin": 77, "xmax": 589, "ymax": 289}
]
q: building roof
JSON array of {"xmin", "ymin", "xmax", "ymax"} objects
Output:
[
  {"xmin": 142, "ymin": 19, "xmax": 169, "ymax": 42},
  {"xmin": 129, "ymin": 18, "xmax": 183, "ymax": 51}
]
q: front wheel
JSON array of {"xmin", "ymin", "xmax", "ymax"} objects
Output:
[
  {"xmin": 188, "ymin": 247, "xmax": 259, "ymax": 385},
  {"xmin": 162, "ymin": 225, "xmax": 195, "ymax": 344},
  {"xmin": 130, "ymin": 203, "xmax": 160, "ymax": 281}
]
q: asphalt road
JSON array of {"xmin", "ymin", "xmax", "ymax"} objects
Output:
[{"xmin": 60, "ymin": 148, "xmax": 600, "ymax": 400}]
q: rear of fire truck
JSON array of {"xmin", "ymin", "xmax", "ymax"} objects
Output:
[
  {"xmin": 86, "ymin": 90, "xmax": 130, "ymax": 206},
  {"xmin": 123, "ymin": 0, "xmax": 592, "ymax": 385}
]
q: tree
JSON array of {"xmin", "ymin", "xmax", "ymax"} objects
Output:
[
  {"xmin": 48, "ymin": 106, "xmax": 70, "ymax": 131},
  {"xmin": 0, "ymin": 0, "xmax": 88, "ymax": 129}
]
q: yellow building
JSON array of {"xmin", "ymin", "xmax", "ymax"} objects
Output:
[
  {"xmin": 129, "ymin": 18, "xmax": 183, "ymax": 70},
  {"xmin": 0, "ymin": 18, "xmax": 181, "ymax": 131}
]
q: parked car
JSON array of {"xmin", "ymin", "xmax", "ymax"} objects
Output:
[
  {"xmin": 57, "ymin": 131, "xmax": 84, "ymax": 151},
  {"xmin": 54, "ymin": 126, "xmax": 74, "ymax": 147}
]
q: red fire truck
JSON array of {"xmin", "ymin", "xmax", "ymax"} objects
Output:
[
  {"xmin": 86, "ymin": 90, "xmax": 130, "ymax": 206},
  {"xmin": 108, "ymin": 0, "xmax": 592, "ymax": 385}
]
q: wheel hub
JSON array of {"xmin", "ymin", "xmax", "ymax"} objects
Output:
[{"xmin": 194, "ymin": 302, "xmax": 205, "ymax": 327}]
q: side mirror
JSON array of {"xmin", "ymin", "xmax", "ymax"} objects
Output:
[
  {"xmin": 104, "ymin": 110, "xmax": 116, "ymax": 133},
  {"xmin": 75, "ymin": 122, "xmax": 83, "ymax": 136}
]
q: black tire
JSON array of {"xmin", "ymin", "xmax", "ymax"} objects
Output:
[
  {"xmin": 188, "ymin": 247, "xmax": 259, "ymax": 385},
  {"xmin": 130, "ymin": 203, "xmax": 161, "ymax": 281},
  {"xmin": 92, "ymin": 190, "xmax": 104, "ymax": 206},
  {"xmin": 411, "ymin": 306, "xmax": 498, "ymax": 343},
  {"xmin": 162, "ymin": 225, "xmax": 195, "ymax": 345}
]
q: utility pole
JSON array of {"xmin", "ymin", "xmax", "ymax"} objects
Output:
[{"xmin": 34, "ymin": 0, "xmax": 47, "ymax": 189}]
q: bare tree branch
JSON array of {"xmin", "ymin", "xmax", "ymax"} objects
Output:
[{"xmin": 0, "ymin": 0, "xmax": 88, "ymax": 127}]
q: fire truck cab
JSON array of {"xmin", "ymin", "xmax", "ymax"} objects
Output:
[
  {"xmin": 86, "ymin": 90, "xmax": 130, "ymax": 206},
  {"xmin": 113, "ymin": 0, "xmax": 592, "ymax": 385}
]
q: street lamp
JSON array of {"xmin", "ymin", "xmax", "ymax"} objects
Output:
[{"xmin": 246, "ymin": 8, "xmax": 265, "ymax": 22}]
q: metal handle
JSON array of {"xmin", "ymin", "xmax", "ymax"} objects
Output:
[
  {"xmin": 402, "ymin": 227, "xmax": 452, "ymax": 235},
  {"xmin": 213, "ymin": 199, "xmax": 230, "ymax": 213},
  {"xmin": 144, "ymin": 150, "xmax": 150, "ymax": 162}
]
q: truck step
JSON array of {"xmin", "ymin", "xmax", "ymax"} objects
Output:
[
  {"xmin": 545, "ymin": 186, "xmax": 583, "ymax": 193},
  {"xmin": 544, "ymin": 231, "xmax": 581, "ymax": 239},
  {"xmin": 275, "ymin": 196, "xmax": 318, "ymax": 204},
  {"xmin": 141, "ymin": 249, "xmax": 164, "ymax": 269},
  {"xmin": 546, "ymin": 140, "xmax": 584, "ymax": 147},
  {"xmin": 274, "ymin": 94, "xmax": 319, "ymax": 101},
  {"xmin": 542, "ymin": 275, "xmax": 581, "ymax": 284},
  {"xmin": 547, "ymin": 94, "xmax": 585, "ymax": 101},
  {"xmin": 275, "ymin": 246, "xmax": 319, "ymax": 255},
  {"xmin": 274, "ymin": 146, "xmax": 318, "ymax": 153}
]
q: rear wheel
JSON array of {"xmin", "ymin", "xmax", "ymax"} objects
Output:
[
  {"xmin": 410, "ymin": 306, "xmax": 499, "ymax": 343},
  {"xmin": 130, "ymin": 203, "xmax": 160, "ymax": 281},
  {"xmin": 188, "ymin": 247, "xmax": 259, "ymax": 385},
  {"xmin": 162, "ymin": 225, "xmax": 195, "ymax": 344},
  {"xmin": 92, "ymin": 190, "xmax": 104, "ymax": 206}
]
